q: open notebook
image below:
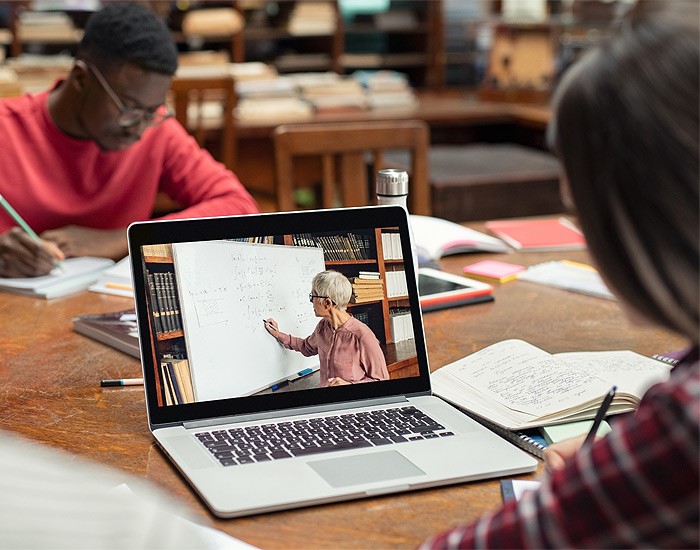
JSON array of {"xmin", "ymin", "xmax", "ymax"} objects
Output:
[{"xmin": 127, "ymin": 205, "xmax": 536, "ymax": 518}]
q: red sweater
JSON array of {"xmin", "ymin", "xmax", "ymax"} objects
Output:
[{"xmin": 0, "ymin": 86, "xmax": 259, "ymax": 234}]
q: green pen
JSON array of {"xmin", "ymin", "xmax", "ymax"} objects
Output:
[{"xmin": 0, "ymin": 192, "xmax": 63, "ymax": 272}]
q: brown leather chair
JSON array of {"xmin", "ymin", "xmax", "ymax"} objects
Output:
[
  {"xmin": 169, "ymin": 75, "xmax": 237, "ymax": 170},
  {"xmin": 273, "ymin": 120, "xmax": 430, "ymax": 214}
]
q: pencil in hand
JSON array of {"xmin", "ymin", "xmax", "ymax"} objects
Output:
[{"xmin": 0, "ymin": 193, "xmax": 65, "ymax": 272}]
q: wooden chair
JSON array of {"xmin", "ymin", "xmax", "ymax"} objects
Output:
[
  {"xmin": 169, "ymin": 75, "xmax": 237, "ymax": 170},
  {"xmin": 273, "ymin": 120, "xmax": 430, "ymax": 214}
]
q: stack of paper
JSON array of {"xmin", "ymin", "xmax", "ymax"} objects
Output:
[
  {"xmin": 0, "ymin": 257, "xmax": 114, "ymax": 299},
  {"xmin": 89, "ymin": 256, "xmax": 133, "ymax": 298},
  {"xmin": 518, "ymin": 260, "xmax": 615, "ymax": 300}
]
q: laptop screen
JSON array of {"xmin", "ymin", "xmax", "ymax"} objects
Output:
[{"xmin": 128, "ymin": 206, "xmax": 432, "ymax": 427}]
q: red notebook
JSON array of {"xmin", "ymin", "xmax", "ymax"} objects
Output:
[{"xmin": 484, "ymin": 217, "xmax": 586, "ymax": 251}]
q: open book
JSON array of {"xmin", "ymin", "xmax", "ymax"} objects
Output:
[
  {"xmin": 410, "ymin": 215, "xmax": 509, "ymax": 262},
  {"xmin": 431, "ymin": 339, "xmax": 672, "ymax": 430}
]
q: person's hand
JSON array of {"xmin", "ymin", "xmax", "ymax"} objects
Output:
[
  {"xmin": 328, "ymin": 377, "xmax": 351, "ymax": 386},
  {"xmin": 264, "ymin": 318, "xmax": 281, "ymax": 340},
  {"xmin": 40, "ymin": 225, "xmax": 128, "ymax": 260},
  {"xmin": 543, "ymin": 434, "xmax": 587, "ymax": 472},
  {"xmin": 0, "ymin": 227, "xmax": 65, "ymax": 277}
]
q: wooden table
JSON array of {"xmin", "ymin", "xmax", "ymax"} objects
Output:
[{"xmin": 0, "ymin": 241, "xmax": 685, "ymax": 549}]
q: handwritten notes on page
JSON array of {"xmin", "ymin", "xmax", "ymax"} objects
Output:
[{"xmin": 431, "ymin": 339, "xmax": 672, "ymax": 430}]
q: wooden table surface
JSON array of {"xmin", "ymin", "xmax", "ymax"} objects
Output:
[{"xmin": 0, "ymin": 240, "xmax": 685, "ymax": 549}]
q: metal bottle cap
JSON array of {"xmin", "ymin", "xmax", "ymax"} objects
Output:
[{"xmin": 376, "ymin": 168, "xmax": 408, "ymax": 196}]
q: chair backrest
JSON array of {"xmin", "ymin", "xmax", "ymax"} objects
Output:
[
  {"xmin": 169, "ymin": 75, "xmax": 237, "ymax": 170},
  {"xmin": 273, "ymin": 120, "xmax": 430, "ymax": 214}
]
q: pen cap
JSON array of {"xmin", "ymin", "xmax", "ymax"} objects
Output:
[{"xmin": 376, "ymin": 169, "xmax": 408, "ymax": 197}]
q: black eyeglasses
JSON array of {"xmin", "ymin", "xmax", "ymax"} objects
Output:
[
  {"xmin": 309, "ymin": 294, "xmax": 329, "ymax": 302},
  {"xmin": 85, "ymin": 61, "xmax": 173, "ymax": 128}
]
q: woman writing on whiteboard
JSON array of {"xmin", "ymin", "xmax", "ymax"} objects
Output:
[
  {"xmin": 421, "ymin": 2, "xmax": 698, "ymax": 548},
  {"xmin": 264, "ymin": 270, "xmax": 389, "ymax": 387}
]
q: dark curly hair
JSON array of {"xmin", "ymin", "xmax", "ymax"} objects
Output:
[{"xmin": 77, "ymin": 2, "xmax": 178, "ymax": 75}]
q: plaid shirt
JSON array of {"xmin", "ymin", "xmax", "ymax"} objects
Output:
[{"xmin": 421, "ymin": 347, "xmax": 699, "ymax": 549}]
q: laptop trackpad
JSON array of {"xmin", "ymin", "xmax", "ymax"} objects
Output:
[{"xmin": 307, "ymin": 451, "xmax": 425, "ymax": 488}]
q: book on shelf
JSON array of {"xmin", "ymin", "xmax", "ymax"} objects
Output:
[
  {"xmin": 160, "ymin": 358, "xmax": 194, "ymax": 405},
  {"xmin": 292, "ymin": 232, "xmax": 370, "ymax": 261},
  {"xmin": 0, "ymin": 256, "xmax": 115, "ymax": 299},
  {"xmin": 431, "ymin": 339, "xmax": 672, "ymax": 430},
  {"xmin": 484, "ymin": 217, "xmax": 586, "ymax": 251},
  {"xmin": 385, "ymin": 270, "xmax": 408, "ymax": 298},
  {"xmin": 148, "ymin": 270, "xmax": 183, "ymax": 335},
  {"xmin": 409, "ymin": 215, "xmax": 509, "ymax": 263},
  {"xmin": 389, "ymin": 307, "xmax": 414, "ymax": 342},
  {"xmin": 72, "ymin": 309, "xmax": 139, "ymax": 358},
  {"xmin": 462, "ymin": 260, "xmax": 526, "ymax": 284}
]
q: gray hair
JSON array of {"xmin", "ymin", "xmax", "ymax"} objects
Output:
[{"xmin": 312, "ymin": 270, "xmax": 352, "ymax": 310}]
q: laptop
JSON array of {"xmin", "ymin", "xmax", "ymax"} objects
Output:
[{"xmin": 128, "ymin": 205, "xmax": 537, "ymax": 518}]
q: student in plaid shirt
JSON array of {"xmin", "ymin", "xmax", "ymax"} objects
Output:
[{"xmin": 421, "ymin": 1, "xmax": 699, "ymax": 548}]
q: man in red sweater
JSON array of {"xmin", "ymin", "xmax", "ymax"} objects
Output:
[{"xmin": 0, "ymin": 3, "xmax": 259, "ymax": 278}]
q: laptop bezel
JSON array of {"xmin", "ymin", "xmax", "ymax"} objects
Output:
[{"xmin": 128, "ymin": 205, "xmax": 432, "ymax": 427}]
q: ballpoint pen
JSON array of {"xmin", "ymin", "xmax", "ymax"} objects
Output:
[
  {"xmin": 583, "ymin": 385, "xmax": 617, "ymax": 447},
  {"xmin": 100, "ymin": 378, "xmax": 144, "ymax": 387}
]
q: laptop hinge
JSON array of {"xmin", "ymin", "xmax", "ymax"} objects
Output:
[{"xmin": 182, "ymin": 395, "xmax": 408, "ymax": 430}]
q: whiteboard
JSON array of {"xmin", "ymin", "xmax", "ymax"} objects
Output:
[{"xmin": 172, "ymin": 240, "xmax": 325, "ymax": 401}]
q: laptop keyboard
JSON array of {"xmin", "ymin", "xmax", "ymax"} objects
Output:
[{"xmin": 195, "ymin": 406, "xmax": 455, "ymax": 467}]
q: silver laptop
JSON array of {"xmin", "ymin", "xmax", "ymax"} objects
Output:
[{"xmin": 128, "ymin": 205, "xmax": 536, "ymax": 518}]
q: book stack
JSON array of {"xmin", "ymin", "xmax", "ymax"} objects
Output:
[
  {"xmin": 234, "ymin": 96, "xmax": 313, "ymax": 122},
  {"xmin": 7, "ymin": 54, "xmax": 73, "ymax": 93},
  {"xmin": 73, "ymin": 309, "xmax": 139, "ymax": 358},
  {"xmin": 287, "ymin": 1, "xmax": 337, "ymax": 36},
  {"xmin": 351, "ymin": 273, "xmax": 385, "ymax": 304},
  {"xmin": 16, "ymin": 11, "xmax": 82, "ymax": 42},
  {"xmin": 354, "ymin": 70, "xmax": 418, "ymax": 111},
  {"xmin": 300, "ymin": 77, "xmax": 367, "ymax": 114}
]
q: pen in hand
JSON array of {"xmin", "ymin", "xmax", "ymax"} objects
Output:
[{"xmin": 583, "ymin": 385, "xmax": 617, "ymax": 447}]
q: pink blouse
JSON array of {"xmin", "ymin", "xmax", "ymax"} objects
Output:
[{"xmin": 279, "ymin": 316, "xmax": 389, "ymax": 386}]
